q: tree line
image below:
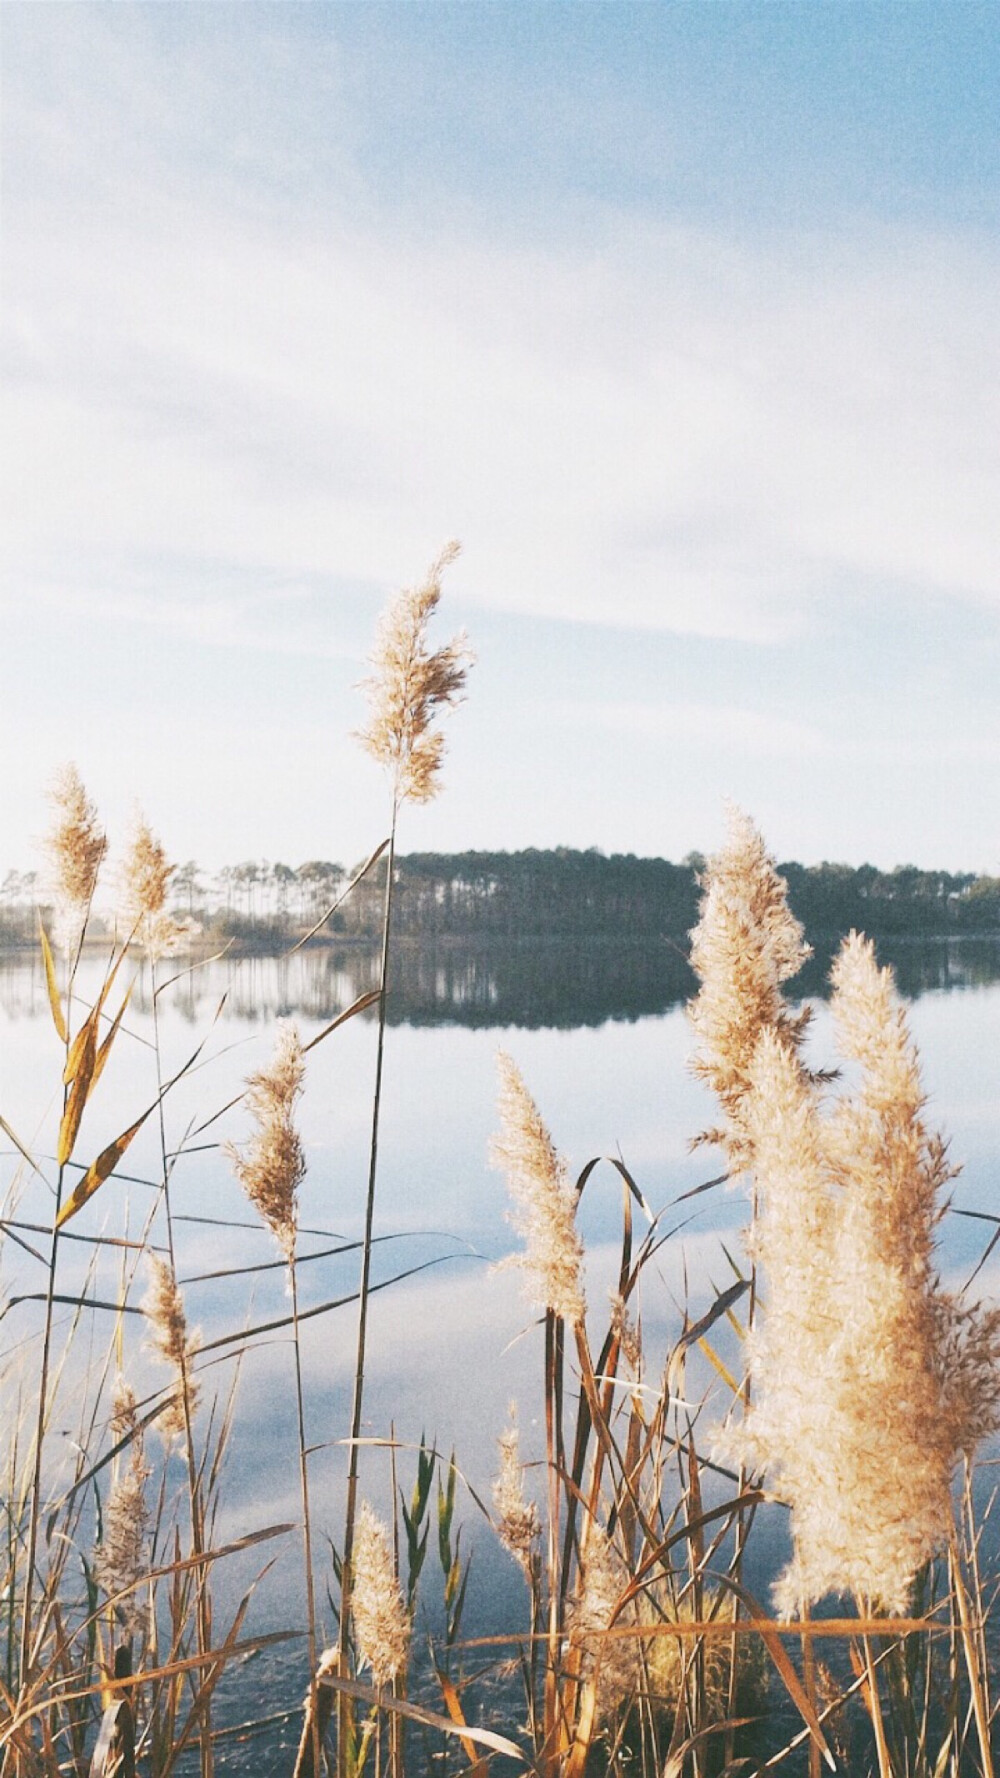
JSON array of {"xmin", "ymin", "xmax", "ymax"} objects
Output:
[{"xmin": 3, "ymin": 847, "xmax": 1000, "ymax": 951}]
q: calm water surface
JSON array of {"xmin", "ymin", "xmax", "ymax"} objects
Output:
[{"xmin": 3, "ymin": 938, "xmax": 1000, "ymax": 1767}]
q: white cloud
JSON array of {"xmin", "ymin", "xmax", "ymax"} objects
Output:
[
  {"xmin": 3, "ymin": 155, "xmax": 998, "ymax": 645},
  {"xmin": 566, "ymin": 699, "xmax": 825, "ymax": 758}
]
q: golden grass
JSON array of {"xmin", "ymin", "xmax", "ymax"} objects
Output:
[{"xmin": 4, "ymin": 610, "xmax": 1000, "ymax": 1778}]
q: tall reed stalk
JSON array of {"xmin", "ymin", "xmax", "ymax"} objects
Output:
[
  {"xmin": 225, "ymin": 1021, "xmax": 319, "ymax": 1770},
  {"xmin": 123, "ymin": 812, "xmax": 215, "ymax": 1778},
  {"xmin": 19, "ymin": 768, "xmax": 106, "ymax": 1705},
  {"xmin": 336, "ymin": 544, "xmax": 471, "ymax": 1775},
  {"xmin": 149, "ymin": 966, "xmax": 214, "ymax": 1778}
]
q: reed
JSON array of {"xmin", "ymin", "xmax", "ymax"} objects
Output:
[
  {"xmin": 5, "ymin": 661, "xmax": 1000, "ymax": 1778},
  {"xmin": 333, "ymin": 544, "xmax": 473, "ymax": 1776}
]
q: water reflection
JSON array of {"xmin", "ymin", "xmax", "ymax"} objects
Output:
[{"xmin": 4, "ymin": 933, "xmax": 1000, "ymax": 1030}]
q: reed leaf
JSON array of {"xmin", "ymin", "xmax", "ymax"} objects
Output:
[
  {"xmin": 39, "ymin": 919, "xmax": 66, "ymax": 1043},
  {"xmin": 666, "ymin": 1278, "xmax": 749, "ymax": 1401},
  {"xmin": 91, "ymin": 984, "xmax": 135, "ymax": 1092},
  {"xmin": 56, "ymin": 1111, "xmax": 150, "ymax": 1228},
  {"xmin": 315, "ymin": 1672, "xmax": 523, "ymax": 1760},
  {"xmin": 57, "ymin": 1017, "xmax": 98, "ymax": 1164}
]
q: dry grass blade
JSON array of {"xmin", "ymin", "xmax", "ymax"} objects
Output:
[
  {"xmin": 951, "ymin": 1545, "xmax": 995, "ymax": 1778},
  {"xmin": 56, "ymin": 1007, "xmax": 227, "ymax": 1228},
  {"xmin": 315, "ymin": 1672, "xmax": 524, "ymax": 1760},
  {"xmin": 91, "ymin": 984, "xmax": 136, "ymax": 1092},
  {"xmin": 666, "ymin": 1279, "xmax": 749, "ymax": 1399},
  {"xmin": 0, "ymin": 1112, "xmax": 45, "ymax": 1180},
  {"xmin": 89, "ymin": 1694, "xmax": 135, "ymax": 1778},
  {"xmin": 715, "ymin": 1578, "xmax": 835, "ymax": 1770},
  {"xmin": 302, "ymin": 988, "xmax": 382, "ymax": 1055},
  {"xmin": 662, "ymin": 1715, "xmax": 757, "ymax": 1777},
  {"xmin": 38, "ymin": 919, "xmax": 67, "ymax": 1042},
  {"xmin": 185, "ymin": 990, "xmax": 380, "ymax": 1145},
  {"xmin": 196, "ymin": 1252, "xmax": 465, "ymax": 1354},
  {"xmin": 433, "ymin": 1660, "xmax": 491, "ymax": 1770},
  {"xmin": 57, "ymin": 1015, "xmax": 98, "ymax": 1164},
  {"xmin": 285, "ymin": 838, "xmax": 390, "ymax": 956},
  {"xmin": 152, "ymin": 941, "xmax": 235, "ymax": 1002},
  {"xmin": 56, "ymin": 1110, "xmax": 151, "ymax": 1228},
  {"xmin": 4, "ymin": 1631, "xmax": 299, "ymax": 1741}
]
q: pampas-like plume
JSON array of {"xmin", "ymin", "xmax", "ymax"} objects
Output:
[
  {"xmin": 493, "ymin": 1406, "xmax": 540, "ymax": 1579},
  {"xmin": 119, "ymin": 811, "xmax": 186, "ymax": 959},
  {"xmin": 45, "ymin": 764, "xmax": 106, "ymax": 955},
  {"xmin": 144, "ymin": 1254, "xmax": 200, "ymax": 1439},
  {"xmin": 356, "ymin": 542, "xmax": 473, "ymax": 807},
  {"xmin": 734, "ymin": 935, "xmax": 1000, "ymax": 1615},
  {"xmin": 490, "ymin": 1050, "xmax": 586, "ymax": 1325},
  {"xmin": 688, "ymin": 805, "xmax": 811, "ymax": 1169},
  {"xmin": 819, "ymin": 934, "xmax": 1000, "ymax": 1610},
  {"xmin": 95, "ymin": 1377, "xmax": 151, "ymax": 1636},
  {"xmin": 224, "ymin": 1021, "xmax": 305, "ymax": 1262},
  {"xmin": 727, "ymin": 1027, "xmax": 843, "ymax": 1613},
  {"xmin": 568, "ymin": 1526, "xmax": 638, "ymax": 1715},
  {"xmin": 351, "ymin": 1502, "xmax": 410, "ymax": 1688}
]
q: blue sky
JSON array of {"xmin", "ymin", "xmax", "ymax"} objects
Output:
[{"xmin": 2, "ymin": 3, "xmax": 999, "ymax": 875}]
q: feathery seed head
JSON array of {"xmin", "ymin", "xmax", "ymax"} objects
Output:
[
  {"xmin": 119, "ymin": 810, "xmax": 186, "ymax": 959},
  {"xmin": 493, "ymin": 1406, "xmax": 540, "ymax": 1579},
  {"xmin": 490, "ymin": 1050, "xmax": 586, "ymax": 1324},
  {"xmin": 352, "ymin": 1502, "xmax": 410, "ymax": 1687},
  {"xmin": 688, "ymin": 805, "xmax": 811, "ymax": 1169},
  {"xmin": 356, "ymin": 543, "xmax": 473, "ymax": 807},
  {"xmin": 224, "ymin": 1021, "xmax": 305, "ymax": 1261},
  {"xmin": 609, "ymin": 1291, "xmax": 642, "ymax": 1377},
  {"xmin": 730, "ymin": 926, "xmax": 1000, "ymax": 1615},
  {"xmin": 45, "ymin": 764, "xmax": 106, "ymax": 955},
  {"xmin": 144, "ymin": 1254, "xmax": 200, "ymax": 1439},
  {"xmin": 568, "ymin": 1527, "xmax": 638, "ymax": 1714},
  {"xmin": 95, "ymin": 1375, "xmax": 151, "ymax": 1635}
]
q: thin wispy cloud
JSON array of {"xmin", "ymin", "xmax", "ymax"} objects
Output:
[
  {"xmin": 2, "ymin": 7, "xmax": 998, "ymax": 871},
  {"xmin": 571, "ymin": 701, "xmax": 826, "ymax": 760},
  {"xmin": 5, "ymin": 48, "xmax": 999, "ymax": 645}
]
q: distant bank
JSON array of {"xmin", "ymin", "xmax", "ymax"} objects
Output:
[{"xmin": 3, "ymin": 848, "xmax": 1000, "ymax": 954}]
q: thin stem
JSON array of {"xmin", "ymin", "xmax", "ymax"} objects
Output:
[
  {"xmin": 19, "ymin": 940, "xmax": 76, "ymax": 1699},
  {"xmin": 338, "ymin": 816, "xmax": 397, "ymax": 1774},
  {"xmin": 542, "ymin": 1310, "xmax": 562, "ymax": 1778},
  {"xmin": 291, "ymin": 1258, "xmax": 321, "ymax": 1778},
  {"xmin": 152, "ymin": 963, "xmax": 213, "ymax": 1778},
  {"xmin": 19, "ymin": 1162, "xmax": 66, "ymax": 1698}
]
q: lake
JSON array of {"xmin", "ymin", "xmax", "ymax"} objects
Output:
[{"xmin": 4, "ymin": 934, "xmax": 1000, "ymax": 1768}]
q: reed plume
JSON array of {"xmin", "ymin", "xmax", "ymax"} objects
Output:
[
  {"xmin": 119, "ymin": 810, "xmax": 186, "ymax": 958},
  {"xmin": 568, "ymin": 1526, "xmax": 638, "ymax": 1715},
  {"xmin": 732, "ymin": 932, "xmax": 1000, "ymax": 1615},
  {"xmin": 493, "ymin": 1406, "xmax": 541, "ymax": 1580},
  {"xmin": 45, "ymin": 763, "xmax": 106, "ymax": 955},
  {"xmin": 728, "ymin": 1026, "xmax": 844, "ymax": 1614},
  {"xmin": 356, "ymin": 541, "xmax": 472, "ymax": 808},
  {"xmin": 225, "ymin": 1021, "xmax": 306, "ymax": 1262},
  {"xmin": 95, "ymin": 1377, "xmax": 151, "ymax": 1636},
  {"xmin": 688, "ymin": 805, "xmax": 811, "ymax": 1169},
  {"xmin": 338, "ymin": 548, "xmax": 472, "ymax": 1772},
  {"xmin": 351, "ymin": 1502, "xmax": 410, "ymax": 1688},
  {"xmin": 819, "ymin": 934, "xmax": 1000, "ymax": 1610},
  {"xmin": 144, "ymin": 1254, "xmax": 200, "ymax": 1438},
  {"xmin": 491, "ymin": 1050, "xmax": 586, "ymax": 1325}
]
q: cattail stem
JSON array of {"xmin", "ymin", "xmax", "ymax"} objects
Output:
[{"xmin": 338, "ymin": 815, "xmax": 396, "ymax": 1774}]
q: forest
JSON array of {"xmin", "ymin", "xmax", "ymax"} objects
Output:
[{"xmin": 2, "ymin": 848, "xmax": 998, "ymax": 951}]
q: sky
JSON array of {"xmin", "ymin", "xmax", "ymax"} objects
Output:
[{"xmin": 2, "ymin": 2, "xmax": 999, "ymax": 877}]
